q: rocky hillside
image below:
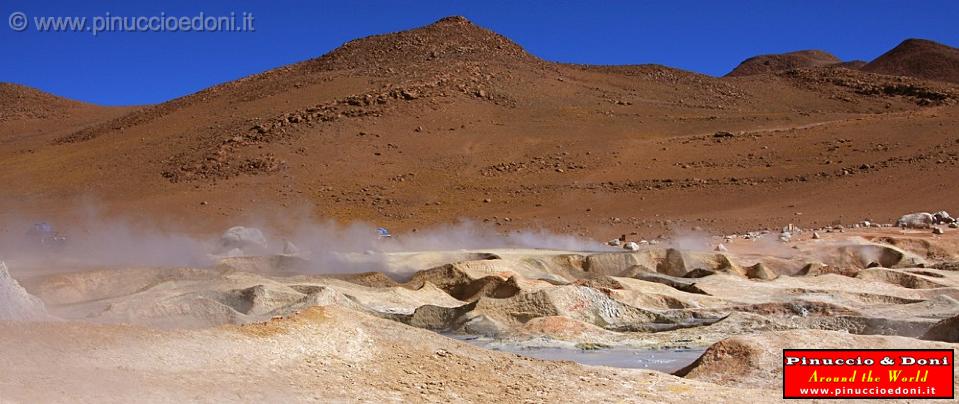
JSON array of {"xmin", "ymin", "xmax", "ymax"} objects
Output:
[
  {"xmin": 0, "ymin": 82, "xmax": 86, "ymax": 122},
  {"xmin": 862, "ymin": 38, "xmax": 959, "ymax": 84},
  {"xmin": 725, "ymin": 50, "xmax": 840, "ymax": 77},
  {"xmin": 1, "ymin": 17, "xmax": 958, "ymax": 239}
]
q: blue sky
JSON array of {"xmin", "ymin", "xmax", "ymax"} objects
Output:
[{"xmin": 2, "ymin": 0, "xmax": 957, "ymax": 106}]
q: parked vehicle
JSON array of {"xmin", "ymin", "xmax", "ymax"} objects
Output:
[{"xmin": 27, "ymin": 222, "xmax": 67, "ymax": 249}]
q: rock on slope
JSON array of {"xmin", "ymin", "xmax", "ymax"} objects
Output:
[
  {"xmin": 725, "ymin": 50, "xmax": 840, "ymax": 77},
  {"xmin": 0, "ymin": 261, "xmax": 47, "ymax": 320},
  {"xmin": 862, "ymin": 38, "xmax": 959, "ymax": 84}
]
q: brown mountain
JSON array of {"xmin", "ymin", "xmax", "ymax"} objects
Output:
[
  {"xmin": 2, "ymin": 17, "xmax": 958, "ymax": 239},
  {"xmin": 861, "ymin": 38, "xmax": 959, "ymax": 84},
  {"xmin": 306, "ymin": 16, "xmax": 537, "ymax": 72},
  {"xmin": 724, "ymin": 50, "xmax": 841, "ymax": 77},
  {"xmin": 0, "ymin": 82, "xmax": 131, "ymax": 151},
  {"xmin": 1, "ymin": 82, "xmax": 89, "ymax": 122}
]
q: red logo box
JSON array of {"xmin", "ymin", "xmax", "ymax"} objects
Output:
[{"xmin": 783, "ymin": 349, "xmax": 954, "ymax": 399}]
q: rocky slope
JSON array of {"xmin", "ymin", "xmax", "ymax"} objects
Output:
[
  {"xmin": 862, "ymin": 38, "xmax": 959, "ymax": 84},
  {"xmin": 1, "ymin": 18, "xmax": 958, "ymax": 241},
  {"xmin": 725, "ymin": 50, "xmax": 841, "ymax": 76}
]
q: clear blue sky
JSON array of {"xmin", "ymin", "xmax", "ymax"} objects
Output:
[{"xmin": 2, "ymin": 0, "xmax": 957, "ymax": 106}]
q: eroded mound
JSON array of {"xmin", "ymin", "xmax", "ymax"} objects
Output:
[
  {"xmin": 0, "ymin": 261, "xmax": 48, "ymax": 321},
  {"xmin": 862, "ymin": 38, "xmax": 959, "ymax": 84},
  {"xmin": 726, "ymin": 50, "xmax": 841, "ymax": 77},
  {"xmin": 678, "ymin": 330, "xmax": 958, "ymax": 388}
]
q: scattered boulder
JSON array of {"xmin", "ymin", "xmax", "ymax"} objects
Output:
[
  {"xmin": 896, "ymin": 212, "xmax": 934, "ymax": 229},
  {"xmin": 623, "ymin": 242, "xmax": 639, "ymax": 251},
  {"xmin": 932, "ymin": 227, "xmax": 945, "ymax": 235},
  {"xmin": 932, "ymin": 211, "xmax": 954, "ymax": 224}
]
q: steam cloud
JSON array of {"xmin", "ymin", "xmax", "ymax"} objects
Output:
[{"xmin": 0, "ymin": 207, "xmax": 611, "ymax": 274}]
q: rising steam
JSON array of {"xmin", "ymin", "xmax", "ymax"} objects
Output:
[{"xmin": 0, "ymin": 207, "xmax": 611, "ymax": 274}]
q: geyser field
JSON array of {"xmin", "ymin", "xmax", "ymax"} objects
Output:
[{"xmin": 1, "ymin": 220, "xmax": 958, "ymax": 402}]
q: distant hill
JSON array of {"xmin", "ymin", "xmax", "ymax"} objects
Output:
[
  {"xmin": 725, "ymin": 50, "xmax": 840, "ymax": 77},
  {"xmin": 861, "ymin": 38, "xmax": 959, "ymax": 84},
  {"xmin": 0, "ymin": 82, "xmax": 86, "ymax": 121}
]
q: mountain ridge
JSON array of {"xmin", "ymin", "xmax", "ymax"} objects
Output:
[{"xmin": 2, "ymin": 18, "xmax": 959, "ymax": 238}]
